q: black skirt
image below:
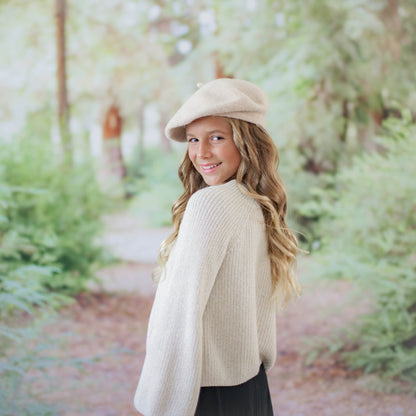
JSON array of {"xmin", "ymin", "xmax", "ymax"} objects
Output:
[{"xmin": 194, "ymin": 364, "xmax": 274, "ymax": 416}]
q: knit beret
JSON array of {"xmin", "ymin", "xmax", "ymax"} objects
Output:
[{"xmin": 165, "ymin": 78, "xmax": 269, "ymax": 142}]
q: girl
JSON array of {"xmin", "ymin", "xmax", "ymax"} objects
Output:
[{"xmin": 134, "ymin": 78, "xmax": 301, "ymax": 416}]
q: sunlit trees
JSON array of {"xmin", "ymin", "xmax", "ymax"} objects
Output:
[{"xmin": 191, "ymin": 0, "xmax": 416, "ymax": 173}]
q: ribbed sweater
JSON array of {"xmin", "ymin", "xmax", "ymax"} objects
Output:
[{"xmin": 134, "ymin": 180, "xmax": 277, "ymax": 416}]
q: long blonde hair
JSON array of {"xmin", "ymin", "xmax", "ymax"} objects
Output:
[{"xmin": 154, "ymin": 117, "xmax": 301, "ymax": 308}]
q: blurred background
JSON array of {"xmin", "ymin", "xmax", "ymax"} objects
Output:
[{"xmin": 1, "ymin": 0, "xmax": 415, "ymax": 414}]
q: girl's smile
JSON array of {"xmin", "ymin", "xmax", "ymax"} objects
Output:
[
  {"xmin": 200, "ymin": 162, "xmax": 222, "ymax": 173},
  {"xmin": 186, "ymin": 116, "xmax": 241, "ymax": 186}
]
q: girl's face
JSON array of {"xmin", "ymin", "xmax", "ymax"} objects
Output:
[{"xmin": 186, "ymin": 116, "xmax": 241, "ymax": 186}]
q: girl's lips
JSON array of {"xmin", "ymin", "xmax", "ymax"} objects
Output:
[{"xmin": 200, "ymin": 162, "xmax": 222, "ymax": 173}]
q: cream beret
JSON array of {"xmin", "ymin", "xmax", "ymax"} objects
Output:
[{"xmin": 165, "ymin": 78, "xmax": 269, "ymax": 142}]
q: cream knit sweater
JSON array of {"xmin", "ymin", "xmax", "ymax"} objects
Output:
[{"xmin": 134, "ymin": 180, "xmax": 277, "ymax": 416}]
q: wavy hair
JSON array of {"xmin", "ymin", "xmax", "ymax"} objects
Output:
[{"xmin": 154, "ymin": 117, "xmax": 301, "ymax": 308}]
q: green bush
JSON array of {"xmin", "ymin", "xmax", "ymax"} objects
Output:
[
  {"xmin": 278, "ymin": 148, "xmax": 324, "ymax": 246},
  {"xmin": 127, "ymin": 146, "xmax": 184, "ymax": 227},
  {"xmin": 0, "ymin": 137, "xmax": 107, "ymax": 295},
  {"xmin": 307, "ymin": 115, "xmax": 416, "ymax": 384}
]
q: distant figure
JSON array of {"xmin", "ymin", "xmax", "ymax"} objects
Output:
[{"xmin": 134, "ymin": 78, "xmax": 301, "ymax": 416}]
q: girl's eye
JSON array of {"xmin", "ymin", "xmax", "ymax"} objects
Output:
[
  {"xmin": 188, "ymin": 137, "xmax": 198, "ymax": 143},
  {"xmin": 212, "ymin": 136, "xmax": 224, "ymax": 141}
]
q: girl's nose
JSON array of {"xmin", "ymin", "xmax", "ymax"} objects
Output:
[{"xmin": 197, "ymin": 142, "xmax": 211, "ymax": 158}]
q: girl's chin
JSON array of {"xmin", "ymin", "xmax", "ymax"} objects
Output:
[{"xmin": 199, "ymin": 172, "xmax": 238, "ymax": 186}]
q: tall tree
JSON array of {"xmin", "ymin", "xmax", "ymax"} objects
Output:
[
  {"xmin": 102, "ymin": 104, "xmax": 126, "ymax": 181},
  {"xmin": 55, "ymin": 0, "xmax": 71, "ymax": 162}
]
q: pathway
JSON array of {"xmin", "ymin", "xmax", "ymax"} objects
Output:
[{"xmin": 47, "ymin": 212, "xmax": 416, "ymax": 416}]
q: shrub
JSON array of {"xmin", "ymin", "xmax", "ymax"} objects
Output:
[
  {"xmin": 306, "ymin": 115, "xmax": 416, "ymax": 383},
  {"xmin": 127, "ymin": 146, "xmax": 183, "ymax": 227},
  {"xmin": 0, "ymin": 137, "xmax": 108, "ymax": 295}
]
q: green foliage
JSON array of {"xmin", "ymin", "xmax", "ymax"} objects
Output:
[
  {"xmin": 306, "ymin": 116, "xmax": 416, "ymax": 383},
  {"xmin": 277, "ymin": 149, "xmax": 323, "ymax": 244},
  {"xmin": 127, "ymin": 146, "xmax": 184, "ymax": 227},
  {"xmin": 206, "ymin": 0, "xmax": 416, "ymax": 174},
  {"xmin": 0, "ymin": 137, "xmax": 107, "ymax": 295},
  {"xmin": 0, "ymin": 132, "xmax": 109, "ymax": 413}
]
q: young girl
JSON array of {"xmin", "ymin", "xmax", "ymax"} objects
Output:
[{"xmin": 134, "ymin": 78, "xmax": 301, "ymax": 416}]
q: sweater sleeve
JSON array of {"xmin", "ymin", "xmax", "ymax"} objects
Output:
[{"xmin": 134, "ymin": 185, "xmax": 238, "ymax": 416}]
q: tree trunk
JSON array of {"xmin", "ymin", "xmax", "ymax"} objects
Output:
[
  {"xmin": 381, "ymin": 0, "xmax": 402, "ymax": 61},
  {"xmin": 55, "ymin": 0, "xmax": 71, "ymax": 162},
  {"xmin": 102, "ymin": 105, "xmax": 127, "ymax": 181},
  {"xmin": 214, "ymin": 52, "xmax": 233, "ymax": 79},
  {"xmin": 340, "ymin": 99, "xmax": 349, "ymax": 143}
]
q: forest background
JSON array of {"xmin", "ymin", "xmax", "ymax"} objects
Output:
[{"xmin": 1, "ymin": 0, "xmax": 415, "ymax": 414}]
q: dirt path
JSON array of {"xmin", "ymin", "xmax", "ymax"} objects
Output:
[{"xmin": 43, "ymin": 213, "xmax": 416, "ymax": 416}]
